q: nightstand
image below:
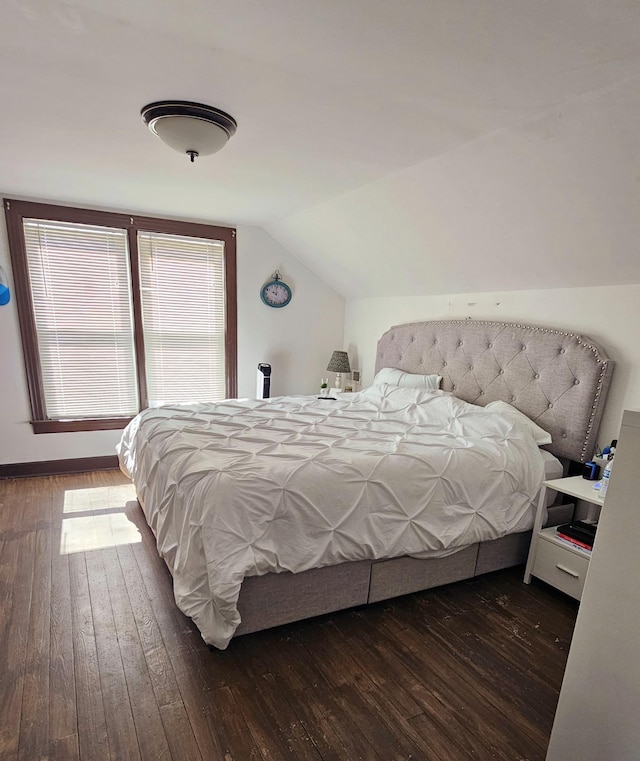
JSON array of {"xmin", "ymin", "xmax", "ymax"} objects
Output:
[{"xmin": 524, "ymin": 476, "xmax": 602, "ymax": 601}]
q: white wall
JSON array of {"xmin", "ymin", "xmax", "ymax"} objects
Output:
[
  {"xmin": 344, "ymin": 284, "xmax": 640, "ymax": 448},
  {"xmin": 0, "ymin": 220, "xmax": 344, "ymax": 465},
  {"xmin": 236, "ymin": 225, "xmax": 344, "ymax": 398},
  {"xmin": 546, "ymin": 408, "xmax": 640, "ymax": 761}
]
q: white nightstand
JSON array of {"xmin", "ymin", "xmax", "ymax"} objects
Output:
[{"xmin": 524, "ymin": 476, "xmax": 602, "ymax": 601}]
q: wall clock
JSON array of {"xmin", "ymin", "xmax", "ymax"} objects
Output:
[{"xmin": 260, "ymin": 271, "xmax": 292, "ymax": 308}]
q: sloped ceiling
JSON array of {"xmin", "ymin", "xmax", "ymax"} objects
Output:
[{"xmin": 2, "ymin": 0, "xmax": 640, "ymax": 298}]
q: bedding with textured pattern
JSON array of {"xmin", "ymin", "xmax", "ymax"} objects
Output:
[{"xmin": 117, "ymin": 384, "xmax": 545, "ymax": 648}]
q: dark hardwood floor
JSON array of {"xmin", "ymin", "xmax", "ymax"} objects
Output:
[{"xmin": 0, "ymin": 470, "xmax": 578, "ymax": 761}]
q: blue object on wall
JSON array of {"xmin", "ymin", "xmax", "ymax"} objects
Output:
[{"xmin": 0, "ymin": 265, "xmax": 10, "ymax": 305}]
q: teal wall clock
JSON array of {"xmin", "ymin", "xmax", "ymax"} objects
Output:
[{"xmin": 260, "ymin": 271, "xmax": 292, "ymax": 308}]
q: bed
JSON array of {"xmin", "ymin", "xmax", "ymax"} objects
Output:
[{"xmin": 117, "ymin": 320, "xmax": 613, "ymax": 649}]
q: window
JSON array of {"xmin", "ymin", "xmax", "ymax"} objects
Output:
[
  {"xmin": 4, "ymin": 199, "xmax": 237, "ymax": 433},
  {"xmin": 138, "ymin": 231, "xmax": 228, "ymax": 406}
]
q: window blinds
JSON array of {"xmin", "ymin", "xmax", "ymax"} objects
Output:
[
  {"xmin": 23, "ymin": 219, "xmax": 139, "ymax": 419},
  {"xmin": 137, "ymin": 231, "xmax": 226, "ymax": 406}
]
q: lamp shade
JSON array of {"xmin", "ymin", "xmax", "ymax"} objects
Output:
[
  {"xmin": 326, "ymin": 350, "xmax": 351, "ymax": 374},
  {"xmin": 152, "ymin": 116, "xmax": 230, "ymax": 156}
]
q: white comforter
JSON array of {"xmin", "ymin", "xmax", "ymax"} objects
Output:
[{"xmin": 117, "ymin": 385, "xmax": 545, "ymax": 648}]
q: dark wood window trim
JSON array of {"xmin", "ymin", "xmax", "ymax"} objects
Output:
[
  {"xmin": 31, "ymin": 418, "xmax": 135, "ymax": 434},
  {"xmin": 4, "ymin": 198, "xmax": 237, "ymax": 433}
]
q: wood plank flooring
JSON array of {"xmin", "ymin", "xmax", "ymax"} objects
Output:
[{"xmin": 0, "ymin": 470, "xmax": 578, "ymax": 761}]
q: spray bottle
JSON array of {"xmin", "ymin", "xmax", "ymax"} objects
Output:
[{"xmin": 599, "ymin": 457, "xmax": 615, "ymax": 501}]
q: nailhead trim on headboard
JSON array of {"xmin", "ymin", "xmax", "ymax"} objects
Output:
[{"xmin": 375, "ymin": 320, "xmax": 614, "ymax": 462}]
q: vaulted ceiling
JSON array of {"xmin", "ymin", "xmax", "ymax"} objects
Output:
[{"xmin": 3, "ymin": 0, "xmax": 640, "ymax": 298}]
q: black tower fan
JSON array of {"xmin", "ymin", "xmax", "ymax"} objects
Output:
[{"xmin": 257, "ymin": 363, "xmax": 271, "ymax": 399}]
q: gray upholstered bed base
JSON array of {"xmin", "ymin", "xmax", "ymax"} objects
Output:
[{"xmin": 235, "ymin": 532, "xmax": 531, "ymax": 636}]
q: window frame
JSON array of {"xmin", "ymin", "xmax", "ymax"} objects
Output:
[{"xmin": 4, "ymin": 198, "xmax": 237, "ymax": 433}]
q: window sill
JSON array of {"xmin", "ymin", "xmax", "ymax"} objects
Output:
[{"xmin": 31, "ymin": 417, "xmax": 134, "ymax": 434}]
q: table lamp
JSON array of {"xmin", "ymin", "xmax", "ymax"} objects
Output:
[{"xmin": 326, "ymin": 350, "xmax": 351, "ymax": 391}]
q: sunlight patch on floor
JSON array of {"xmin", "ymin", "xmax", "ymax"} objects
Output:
[
  {"xmin": 60, "ymin": 483, "xmax": 140, "ymax": 554},
  {"xmin": 60, "ymin": 513, "xmax": 141, "ymax": 554},
  {"xmin": 63, "ymin": 483, "xmax": 137, "ymax": 513}
]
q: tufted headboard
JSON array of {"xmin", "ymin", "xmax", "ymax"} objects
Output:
[{"xmin": 375, "ymin": 320, "xmax": 614, "ymax": 462}]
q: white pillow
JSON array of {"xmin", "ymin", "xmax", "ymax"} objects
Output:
[
  {"xmin": 373, "ymin": 367, "xmax": 442, "ymax": 390},
  {"xmin": 485, "ymin": 401, "xmax": 552, "ymax": 446}
]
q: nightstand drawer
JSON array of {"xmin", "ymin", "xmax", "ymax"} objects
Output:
[{"xmin": 532, "ymin": 537, "xmax": 590, "ymax": 600}]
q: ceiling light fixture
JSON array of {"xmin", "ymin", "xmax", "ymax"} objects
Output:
[{"xmin": 141, "ymin": 100, "xmax": 237, "ymax": 162}]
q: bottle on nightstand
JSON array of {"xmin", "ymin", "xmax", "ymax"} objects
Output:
[{"xmin": 599, "ymin": 457, "xmax": 614, "ymax": 501}]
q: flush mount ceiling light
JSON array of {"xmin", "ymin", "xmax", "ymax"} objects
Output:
[{"xmin": 141, "ymin": 101, "xmax": 237, "ymax": 162}]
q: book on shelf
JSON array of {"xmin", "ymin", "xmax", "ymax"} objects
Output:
[{"xmin": 555, "ymin": 531, "xmax": 593, "ymax": 551}]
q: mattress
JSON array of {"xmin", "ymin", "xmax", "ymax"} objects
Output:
[
  {"xmin": 540, "ymin": 449, "xmax": 564, "ymax": 503},
  {"xmin": 118, "ymin": 385, "xmax": 547, "ymax": 648}
]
